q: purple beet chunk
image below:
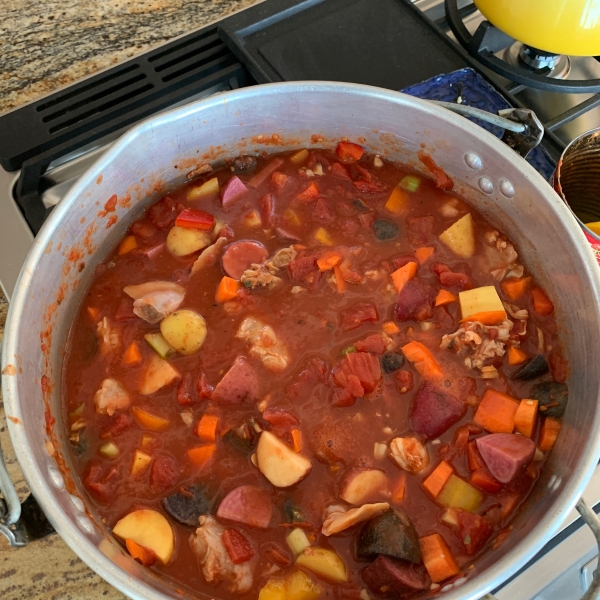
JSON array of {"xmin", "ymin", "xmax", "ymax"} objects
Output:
[
  {"xmin": 476, "ymin": 433, "xmax": 536, "ymax": 483},
  {"xmin": 395, "ymin": 279, "xmax": 436, "ymax": 322},
  {"xmin": 220, "ymin": 176, "xmax": 248, "ymax": 207},
  {"xmin": 362, "ymin": 555, "xmax": 430, "ymax": 600},
  {"xmin": 409, "ymin": 382, "xmax": 465, "ymax": 439}
]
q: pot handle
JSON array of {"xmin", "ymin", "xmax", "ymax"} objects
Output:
[
  {"xmin": 0, "ymin": 346, "xmax": 55, "ymax": 547},
  {"xmin": 429, "ymin": 101, "xmax": 544, "ymax": 159}
]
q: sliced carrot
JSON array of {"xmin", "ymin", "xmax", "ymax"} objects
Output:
[
  {"xmin": 420, "ymin": 533, "xmax": 459, "ymax": 583},
  {"xmin": 296, "ymin": 181, "xmax": 320, "ymax": 201},
  {"xmin": 385, "ymin": 186, "xmax": 408, "ymax": 215},
  {"xmin": 422, "ymin": 461, "xmax": 453, "ymax": 499},
  {"xmin": 539, "ymin": 417, "xmax": 561, "ymax": 451},
  {"xmin": 502, "ymin": 277, "xmax": 531, "ymax": 301},
  {"xmin": 291, "ymin": 429, "xmax": 303, "ymax": 453},
  {"xmin": 119, "ymin": 235, "xmax": 138, "ymax": 255},
  {"xmin": 392, "ymin": 473, "xmax": 406, "ymax": 504},
  {"xmin": 466, "ymin": 441, "xmax": 485, "ymax": 472},
  {"xmin": 126, "ymin": 538, "xmax": 157, "ymax": 567},
  {"xmin": 187, "ymin": 444, "xmax": 216, "ymax": 467},
  {"xmin": 122, "ymin": 341, "xmax": 142, "ymax": 366},
  {"xmin": 333, "ymin": 265, "xmax": 347, "ymax": 292},
  {"xmin": 460, "ymin": 310, "xmax": 507, "ymax": 325},
  {"xmin": 382, "ymin": 321, "xmax": 400, "ymax": 335},
  {"xmin": 508, "ymin": 346, "xmax": 528, "ymax": 366},
  {"xmin": 87, "ymin": 306, "xmax": 101, "ymax": 322},
  {"xmin": 531, "ymin": 287, "xmax": 554, "ymax": 316},
  {"xmin": 435, "ymin": 289, "xmax": 457, "ymax": 307},
  {"xmin": 196, "ymin": 414, "xmax": 219, "ymax": 442},
  {"xmin": 391, "ymin": 261, "xmax": 418, "ymax": 293},
  {"xmin": 132, "ymin": 407, "xmax": 170, "ymax": 431},
  {"xmin": 514, "ymin": 399, "xmax": 538, "ymax": 438},
  {"xmin": 414, "ymin": 246, "xmax": 435, "ymax": 264},
  {"xmin": 402, "ymin": 341, "xmax": 444, "ymax": 381},
  {"xmin": 317, "ymin": 250, "xmax": 342, "ymax": 272},
  {"xmin": 473, "ymin": 389, "xmax": 519, "ymax": 433},
  {"xmin": 216, "ymin": 276, "xmax": 240, "ymax": 303},
  {"xmin": 470, "ymin": 468, "xmax": 502, "ymax": 494},
  {"xmin": 498, "ymin": 492, "xmax": 521, "ymax": 518}
]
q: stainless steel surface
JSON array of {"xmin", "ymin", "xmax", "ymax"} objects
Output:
[
  {"xmin": 3, "ymin": 81, "xmax": 600, "ymax": 600},
  {"xmin": 502, "ymin": 43, "xmax": 571, "ymax": 80},
  {"xmin": 430, "ymin": 101, "xmax": 528, "ymax": 132},
  {"xmin": 575, "ymin": 499, "xmax": 600, "ymax": 600}
]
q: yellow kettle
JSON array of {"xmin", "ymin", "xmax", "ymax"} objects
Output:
[{"xmin": 474, "ymin": 0, "xmax": 600, "ymax": 56}]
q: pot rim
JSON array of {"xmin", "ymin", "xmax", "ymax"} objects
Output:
[{"xmin": 4, "ymin": 80, "xmax": 600, "ymax": 600}]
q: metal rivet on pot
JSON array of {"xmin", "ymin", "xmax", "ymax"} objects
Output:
[
  {"xmin": 76, "ymin": 514, "xmax": 95, "ymax": 535},
  {"xmin": 478, "ymin": 176, "xmax": 494, "ymax": 194},
  {"xmin": 70, "ymin": 494, "xmax": 85, "ymax": 513},
  {"xmin": 464, "ymin": 152, "xmax": 483, "ymax": 170},
  {"xmin": 48, "ymin": 465, "xmax": 64, "ymax": 489},
  {"xmin": 499, "ymin": 178, "xmax": 515, "ymax": 198}
]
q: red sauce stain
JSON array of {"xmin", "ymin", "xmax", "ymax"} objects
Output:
[
  {"xmin": 80, "ymin": 216, "xmax": 86, "ymax": 224},
  {"xmin": 96, "ymin": 174, "xmax": 103, "ymax": 184},
  {"xmin": 1, "ymin": 364, "xmax": 16, "ymax": 376},
  {"xmin": 105, "ymin": 194, "xmax": 117, "ymax": 212},
  {"xmin": 418, "ymin": 150, "xmax": 454, "ymax": 191},
  {"xmin": 106, "ymin": 214, "xmax": 118, "ymax": 228},
  {"xmin": 118, "ymin": 194, "xmax": 131, "ymax": 209},
  {"xmin": 83, "ymin": 223, "xmax": 97, "ymax": 255},
  {"xmin": 62, "ymin": 263, "xmax": 71, "ymax": 277},
  {"xmin": 7, "ymin": 416, "xmax": 22, "ymax": 425},
  {"xmin": 68, "ymin": 248, "xmax": 83, "ymax": 262},
  {"xmin": 78, "ymin": 262, "xmax": 85, "ymax": 273}
]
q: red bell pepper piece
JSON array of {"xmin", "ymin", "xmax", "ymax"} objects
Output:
[
  {"xmin": 175, "ymin": 208, "xmax": 215, "ymax": 230},
  {"xmin": 336, "ymin": 141, "xmax": 364, "ymax": 163},
  {"xmin": 222, "ymin": 528, "xmax": 255, "ymax": 564}
]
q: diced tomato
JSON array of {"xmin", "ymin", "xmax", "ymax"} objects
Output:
[
  {"xmin": 175, "ymin": 208, "xmax": 215, "ymax": 230},
  {"xmin": 418, "ymin": 152, "xmax": 454, "ymax": 190},
  {"xmin": 296, "ymin": 181, "xmax": 320, "ymax": 202},
  {"xmin": 358, "ymin": 211, "xmax": 376, "ymax": 230},
  {"xmin": 392, "ymin": 255, "xmax": 419, "ymax": 270},
  {"xmin": 394, "ymin": 370, "xmax": 414, "ymax": 393},
  {"xmin": 196, "ymin": 373, "xmax": 214, "ymax": 400},
  {"xmin": 452, "ymin": 425, "xmax": 471, "ymax": 455},
  {"xmin": 271, "ymin": 171, "xmax": 288, "ymax": 190},
  {"xmin": 150, "ymin": 456, "xmax": 179, "ymax": 493},
  {"xmin": 354, "ymin": 334, "xmax": 386, "ymax": 355},
  {"xmin": 333, "ymin": 351, "xmax": 382, "ymax": 396},
  {"xmin": 262, "ymin": 407, "xmax": 300, "ymax": 435},
  {"xmin": 313, "ymin": 197, "xmax": 333, "ymax": 221},
  {"xmin": 467, "ymin": 440, "xmax": 485, "ymax": 471},
  {"xmin": 336, "ymin": 141, "xmax": 364, "ymax": 163},
  {"xmin": 216, "ymin": 224, "xmax": 235, "ymax": 240},
  {"xmin": 259, "ymin": 193, "xmax": 275, "ymax": 227},
  {"xmin": 131, "ymin": 221, "xmax": 156, "ymax": 240},
  {"xmin": 99, "ymin": 413, "xmax": 133, "ymax": 440},
  {"xmin": 531, "ymin": 287, "xmax": 554, "ymax": 316},
  {"xmin": 286, "ymin": 358, "xmax": 328, "ymax": 399},
  {"xmin": 288, "ymin": 253, "xmax": 319, "ymax": 281},
  {"xmin": 177, "ymin": 374, "xmax": 194, "ymax": 406},
  {"xmin": 222, "ymin": 529, "xmax": 255, "ymax": 564},
  {"xmin": 331, "ymin": 162, "xmax": 352, "ymax": 180},
  {"xmin": 331, "ymin": 387, "xmax": 356, "ymax": 407},
  {"xmin": 353, "ymin": 165, "xmax": 388, "ymax": 194},
  {"xmin": 456, "ymin": 510, "xmax": 493, "ymax": 555},
  {"xmin": 339, "ymin": 301, "xmax": 379, "ymax": 331},
  {"xmin": 84, "ymin": 462, "xmax": 119, "ymax": 500},
  {"xmin": 114, "ymin": 297, "xmax": 135, "ymax": 321},
  {"xmin": 471, "ymin": 468, "xmax": 503, "ymax": 494}
]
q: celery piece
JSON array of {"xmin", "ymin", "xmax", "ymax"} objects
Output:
[
  {"xmin": 399, "ymin": 175, "xmax": 420, "ymax": 192},
  {"xmin": 286, "ymin": 528, "xmax": 311, "ymax": 556},
  {"xmin": 98, "ymin": 441, "xmax": 120, "ymax": 460},
  {"xmin": 341, "ymin": 346, "xmax": 357, "ymax": 356},
  {"xmin": 144, "ymin": 332, "xmax": 175, "ymax": 359},
  {"xmin": 437, "ymin": 474, "xmax": 483, "ymax": 513}
]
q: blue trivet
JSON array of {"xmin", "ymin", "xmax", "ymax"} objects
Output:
[{"xmin": 401, "ymin": 67, "xmax": 556, "ymax": 180}]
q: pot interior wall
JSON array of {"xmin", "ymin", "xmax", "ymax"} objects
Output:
[{"xmin": 4, "ymin": 83, "xmax": 600, "ymax": 600}]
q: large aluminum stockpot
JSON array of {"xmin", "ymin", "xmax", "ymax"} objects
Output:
[{"xmin": 3, "ymin": 82, "xmax": 600, "ymax": 600}]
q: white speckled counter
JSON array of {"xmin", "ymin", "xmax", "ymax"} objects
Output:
[{"xmin": 0, "ymin": 1, "xmax": 258, "ymax": 597}]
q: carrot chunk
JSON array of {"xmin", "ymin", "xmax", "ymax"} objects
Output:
[
  {"xmin": 414, "ymin": 246, "xmax": 435, "ymax": 264},
  {"xmin": 382, "ymin": 321, "xmax": 400, "ymax": 335},
  {"xmin": 119, "ymin": 235, "xmax": 138, "ymax": 255},
  {"xmin": 531, "ymin": 287, "xmax": 554, "ymax": 316},
  {"xmin": 508, "ymin": 346, "xmax": 528, "ymax": 366},
  {"xmin": 460, "ymin": 310, "xmax": 507, "ymax": 325},
  {"xmin": 435, "ymin": 289, "xmax": 457, "ymax": 307},
  {"xmin": 402, "ymin": 341, "xmax": 444, "ymax": 381},
  {"xmin": 196, "ymin": 414, "xmax": 219, "ymax": 442},
  {"xmin": 514, "ymin": 399, "xmax": 538, "ymax": 438},
  {"xmin": 291, "ymin": 429, "xmax": 303, "ymax": 453},
  {"xmin": 333, "ymin": 265, "xmax": 347, "ymax": 292},
  {"xmin": 122, "ymin": 341, "xmax": 142, "ymax": 366},
  {"xmin": 87, "ymin": 306, "xmax": 101, "ymax": 322},
  {"xmin": 539, "ymin": 417, "xmax": 561, "ymax": 451},
  {"xmin": 391, "ymin": 261, "xmax": 418, "ymax": 293},
  {"xmin": 420, "ymin": 533, "xmax": 460, "ymax": 583},
  {"xmin": 473, "ymin": 389, "xmax": 519, "ymax": 433},
  {"xmin": 502, "ymin": 277, "xmax": 531, "ymax": 301},
  {"xmin": 125, "ymin": 539, "xmax": 157, "ymax": 567},
  {"xmin": 336, "ymin": 141, "xmax": 364, "ymax": 163},
  {"xmin": 385, "ymin": 186, "xmax": 408, "ymax": 215},
  {"xmin": 498, "ymin": 492, "xmax": 521, "ymax": 518},
  {"xmin": 392, "ymin": 472, "xmax": 406, "ymax": 503},
  {"xmin": 296, "ymin": 181, "xmax": 320, "ymax": 202},
  {"xmin": 466, "ymin": 441, "xmax": 485, "ymax": 472},
  {"xmin": 317, "ymin": 251, "xmax": 342, "ymax": 272},
  {"xmin": 422, "ymin": 461, "xmax": 453, "ymax": 499},
  {"xmin": 216, "ymin": 276, "xmax": 240, "ymax": 303},
  {"xmin": 187, "ymin": 444, "xmax": 216, "ymax": 467}
]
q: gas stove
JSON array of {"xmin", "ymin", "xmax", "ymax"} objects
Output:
[{"xmin": 0, "ymin": 0, "xmax": 599, "ymax": 597}]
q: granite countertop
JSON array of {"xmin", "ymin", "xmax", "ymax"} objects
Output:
[{"xmin": 0, "ymin": 1, "xmax": 258, "ymax": 597}]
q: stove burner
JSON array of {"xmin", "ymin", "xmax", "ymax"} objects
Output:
[
  {"xmin": 444, "ymin": 0, "xmax": 600, "ymax": 93},
  {"xmin": 502, "ymin": 43, "xmax": 571, "ymax": 80}
]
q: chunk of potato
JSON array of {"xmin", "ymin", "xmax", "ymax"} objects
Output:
[
  {"xmin": 166, "ymin": 226, "xmax": 212, "ymax": 257},
  {"xmin": 296, "ymin": 546, "xmax": 348, "ymax": 583},
  {"xmin": 459, "ymin": 286, "xmax": 506, "ymax": 323},
  {"xmin": 139, "ymin": 354, "xmax": 180, "ymax": 395},
  {"xmin": 131, "ymin": 449, "xmax": 152, "ymax": 476},
  {"xmin": 187, "ymin": 177, "xmax": 219, "ymax": 200},
  {"xmin": 112, "ymin": 509, "xmax": 174, "ymax": 564},
  {"xmin": 160, "ymin": 310, "xmax": 207, "ymax": 355},
  {"xmin": 256, "ymin": 431, "xmax": 312, "ymax": 488},
  {"xmin": 439, "ymin": 213, "xmax": 475, "ymax": 258}
]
